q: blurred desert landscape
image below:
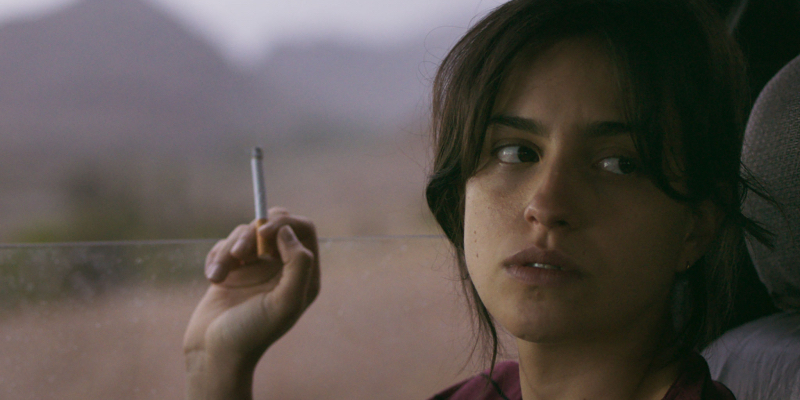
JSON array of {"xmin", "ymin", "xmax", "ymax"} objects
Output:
[
  {"xmin": 0, "ymin": 0, "xmax": 467, "ymax": 243},
  {"xmin": 1, "ymin": 238, "xmax": 518, "ymax": 400},
  {"xmin": 0, "ymin": 0, "xmax": 513, "ymax": 398}
]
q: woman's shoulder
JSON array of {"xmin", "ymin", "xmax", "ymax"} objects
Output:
[
  {"xmin": 427, "ymin": 353, "xmax": 735, "ymax": 400},
  {"xmin": 663, "ymin": 352, "xmax": 736, "ymax": 400},
  {"xmin": 427, "ymin": 360, "xmax": 521, "ymax": 400}
]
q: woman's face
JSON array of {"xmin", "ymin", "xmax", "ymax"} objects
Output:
[{"xmin": 463, "ymin": 39, "xmax": 709, "ymax": 345}]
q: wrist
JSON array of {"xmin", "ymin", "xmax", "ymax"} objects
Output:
[{"xmin": 185, "ymin": 349, "xmax": 256, "ymax": 400}]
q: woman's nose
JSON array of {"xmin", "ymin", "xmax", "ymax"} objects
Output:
[{"xmin": 523, "ymin": 159, "xmax": 580, "ymax": 230}]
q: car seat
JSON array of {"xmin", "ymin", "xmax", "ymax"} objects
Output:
[{"xmin": 702, "ymin": 53, "xmax": 800, "ymax": 399}]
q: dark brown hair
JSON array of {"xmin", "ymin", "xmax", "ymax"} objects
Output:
[{"xmin": 425, "ymin": 0, "xmax": 773, "ymax": 369}]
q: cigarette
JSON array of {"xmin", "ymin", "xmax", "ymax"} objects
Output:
[{"xmin": 251, "ymin": 147, "xmax": 268, "ymax": 257}]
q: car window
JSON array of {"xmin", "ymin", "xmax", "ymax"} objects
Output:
[{"xmin": 0, "ymin": 237, "xmax": 525, "ymax": 399}]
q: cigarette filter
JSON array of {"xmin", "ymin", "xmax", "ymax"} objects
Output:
[{"xmin": 251, "ymin": 147, "xmax": 269, "ymax": 257}]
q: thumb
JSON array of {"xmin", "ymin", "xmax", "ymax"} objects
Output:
[
  {"xmin": 272, "ymin": 225, "xmax": 315, "ymax": 312},
  {"xmin": 276, "ymin": 225, "xmax": 298, "ymax": 262}
]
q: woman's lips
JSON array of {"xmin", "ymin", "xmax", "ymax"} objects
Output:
[{"xmin": 502, "ymin": 246, "xmax": 582, "ymax": 286}]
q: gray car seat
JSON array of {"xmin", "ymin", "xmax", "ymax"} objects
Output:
[{"xmin": 702, "ymin": 53, "xmax": 800, "ymax": 399}]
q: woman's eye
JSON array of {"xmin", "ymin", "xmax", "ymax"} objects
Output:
[
  {"xmin": 598, "ymin": 156, "xmax": 638, "ymax": 175},
  {"xmin": 495, "ymin": 145, "xmax": 540, "ymax": 164}
]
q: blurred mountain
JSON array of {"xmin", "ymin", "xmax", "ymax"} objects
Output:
[
  {"xmin": 257, "ymin": 41, "xmax": 435, "ymax": 142},
  {"xmin": 0, "ymin": 0, "xmax": 445, "ymax": 241},
  {"xmin": 0, "ymin": 0, "xmax": 269, "ymax": 157},
  {"xmin": 0, "ymin": 0, "xmax": 445, "ymax": 157}
]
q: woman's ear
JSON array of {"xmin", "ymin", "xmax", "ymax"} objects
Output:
[{"xmin": 680, "ymin": 199, "xmax": 722, "ymax": 272}]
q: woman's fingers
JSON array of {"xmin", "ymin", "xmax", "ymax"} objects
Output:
[
  {"xmin": 205, "ymin": 239, "xmax": 229, "ymax": 282},
  {"xmin": 306, "ymin": 252, "xmax": 321, "ymax": 303},
  {"xmin": 205, "ymin": 207, "xmax": 320, "ymax": 284},
  {"xmin": 205, "ymin": 209, "xmax": 319, "ymax": 297},
  {"xmin": 205, "ymin": 239, "xmax": 225, "ymax": 272},
  {"xmin": 269, "ymin": 225, "xmax": 317, "ymax": 323},
  {"xmin": 259, "ymin": 210, "xmax": 320, "ymax": 305},
  {"xmin": 259, "ymin": 212, "xmax": 319, "ymax": 265},
  {"xmin": 229, "ymin": 222, "xmax": 258, "ymax": 263},
  {"xmin": 206, "ymin": 224, "xmax": 251, "ymax": 283}
]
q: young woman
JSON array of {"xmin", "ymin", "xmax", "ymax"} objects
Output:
[{"xmin": 184, "ymin": 0, "xmax": 772, "ymax": 398}]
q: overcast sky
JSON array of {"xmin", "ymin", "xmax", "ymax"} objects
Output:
[{"xmin": 0, "ymin": 0, "xmax": 506, "ymax": 65}]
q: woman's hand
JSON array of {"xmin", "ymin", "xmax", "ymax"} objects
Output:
[{"xmin": 183, "ymin": 208, "xmax": 320, "ymax": 400}]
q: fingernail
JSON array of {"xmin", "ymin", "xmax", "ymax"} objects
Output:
[
  {"xmin": 231, "ymin": 238, "xmax": 245, "ymax": 255},
  {"xmin": 206, "ymin": 263, "xmax": 222, "ymax": 282},
  {"xmin": 280, "ymin": 226, "xmax": 296, "ymax": 242}
]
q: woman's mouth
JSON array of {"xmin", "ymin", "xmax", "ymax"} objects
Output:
[
  {"xmin": 502, "ymin": 247, "xmax": 581, "ymax": 286},
  {"xmin": 502, "ymin": 246, "xmax": 579, "ymax": 271},
  {"xmin": 526, "ymin": 263, "xmax": 563, "ymax": 271}
]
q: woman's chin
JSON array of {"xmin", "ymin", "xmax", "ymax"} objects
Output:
[{"xmin": 496, "ymin": 312, "xmax": 575, "ymax": 344}]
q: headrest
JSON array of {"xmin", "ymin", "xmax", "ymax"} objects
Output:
[{"xmin": 741, "ymin": 53, "xmax": 800, "ymax": 310}]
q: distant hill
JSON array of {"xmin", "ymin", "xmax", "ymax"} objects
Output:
[
  {"xmin": 0, "ymin": 0, "xmax": 453, "ymax": 157},
  {"xmin": 0, "ymin": 0, "xmax": 451, "ymax": 241},
  {"xmin": 0, "ymin": 0, "xmax": 268, "ymax": 156},
  {"xmin": 257, "ymin": 41, "xmax": 435, "ymax": 141}
]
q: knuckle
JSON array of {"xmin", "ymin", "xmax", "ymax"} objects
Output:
[
  {"xmin": 269, "ymin": 207, "xmax": 290, "ymax": 216},
  {"xmin": 292, "ymin": 215, "xmax": 314, "ymax": 228},
  {"xmin": 235, "ymin": 224, "xmax": 250, "ymax": 234},
  {"xmin": 267, "ymin": 216, "xmax": 291, "ymax": 230},
  {"xmin": 209, "ymin": 240, "xmax": 224, "ymax": 254}
]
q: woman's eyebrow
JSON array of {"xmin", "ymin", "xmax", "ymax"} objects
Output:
[
  {"xmin": 488, "ymin": 115, "xmax": 545, "ymax": 135},
  {"xmin": 488, "ymin": 115, "xmax": 632, "ymax": 138}
]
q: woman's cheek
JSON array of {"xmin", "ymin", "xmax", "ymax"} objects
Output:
[{"xmin": 463, "ymin": 175, "xmax": 521, "ymax": 279}]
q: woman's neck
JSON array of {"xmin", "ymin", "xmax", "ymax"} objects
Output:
[{"xmin": 515, "ymin": 320, "xmax": 682, "ymax": 400}]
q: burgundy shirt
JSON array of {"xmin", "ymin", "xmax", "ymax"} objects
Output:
[{"xmin": 429, "ymin": 353, "xmax": 735, "ymax": 400}]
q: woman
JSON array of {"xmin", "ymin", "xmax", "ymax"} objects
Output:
[{"xmin": 184, "ymin": 0, "xmax": 772, "ymax": 398}]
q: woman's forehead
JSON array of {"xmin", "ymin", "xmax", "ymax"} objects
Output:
[{"xmin": 492, "ymin": 38, "xmax": 626, "ymax": 127}]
